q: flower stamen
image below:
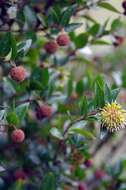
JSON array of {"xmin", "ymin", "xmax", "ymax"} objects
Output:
[{"xmin": 100, "ymin": 102, "xmax": 126, "ymax": 132}]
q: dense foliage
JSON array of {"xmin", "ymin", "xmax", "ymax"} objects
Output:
[{"xmin": 0, "ymin": 0, "xmax": 126, "ymax": 189}]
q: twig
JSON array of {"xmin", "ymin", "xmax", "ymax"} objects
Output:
[{"xmin": 53, "ymin": 110, "xmax": 98, "ymax": 161}]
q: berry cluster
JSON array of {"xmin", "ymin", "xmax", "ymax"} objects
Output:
[{"xmin": 44, "ymin": 33, "xmax": 70, "ymax": 54}]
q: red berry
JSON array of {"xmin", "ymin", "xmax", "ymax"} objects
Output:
[
  {"xmin": 84, "ymin": 159, "xmax": 93, "ymax": 168},
  {"xmin": 44, "ymin": 41, "xmax": 58, "ymax": 54},
  {"xmin": 14, "ymin": 170, "xmax": 27, "ymax": 180},
  {"xmin": 94, "ymin": 170, "xmax": 106, "ymax": 180},
  {"xmin": 122, "ymin": 1, "xmax": 126, "ymax": 9},
  {"xmin": 113, "ymin": 35, "xmax": 124, "ymax": 47},
  {"xmin": 10, "ymin": 66, "xmax": 26, "ymax": 82},
  {"xmin": 78, "ymin": 183, "xmax": 87, "ymax": 190},
  {"xmin": 11, "ymin": 129, "xmax": 25, "ymax": 143},
  {"xmin": 57, "ymin": 33, "xmax": 70, "ymax": 46},
  {"xmin": 36, "ymin": 104, "xmax": 52, "ymax": 120}
]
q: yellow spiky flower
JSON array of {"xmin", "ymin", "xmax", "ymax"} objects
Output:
[{"xmin": 100, "ymin": 102, "xmax": 126, "ymax": 132}]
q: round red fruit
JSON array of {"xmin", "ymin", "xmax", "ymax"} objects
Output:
[
  {"xmin": 84, "ymin": 159, "xmax": 93, "ymax": 168},
  {"xmin": 11, "ymin": 129, "xmax": 25, "ymax": 143},
  {"xmin": 122, "ymin": 1, "xmax": 126, "ymax": 9},
  {"xmin": 44, "ymin": 41, "xmax": 58, "ymax": 54},
  {"xmin": 57, "ymin": 33, "xmax": 70, "ymax": 46},
  {"xmin": 36, "ymin": 104, "xmax": 52, "ymax": 120},
  {"xmin": 78, "ymin": 183, "xmax": 87, "ymax": 190},
  {"xmin": 94, "ymin": 170, "xmax": 106, "ymax": 180},
  {"xmin": 14, "ymin": 170, "xmax": 27, "ymax": 180},
  {"xmin": 10, "ymin": 66, "xmax": 26, "ymax": 82}
]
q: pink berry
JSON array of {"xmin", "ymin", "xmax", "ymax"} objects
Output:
[
  {"xmin": 44, "ymin": 41, "xmax": 58, "ymax": 54},
  {"xmin": 11, "ymin": 129, "xmax": 25, "ymax": 143},
  {"xmin": 36, "ymin": 104, "xmax": 52, "ymax": 120},
  {"xmin": 122, "ymin": 1, "xmax": 126, "ymax": 9},
  {"xmin": 14, "ymin": 170, "xmax": 27, "ymax": 180},
  {"xmin": 57, "ymin": 33, "xmax": 70, "ymax": 46},
  {"xmin": 10, "ymin": 66, "xmax": 26, "ymax": 82},
  {"xmin": 78, "ymin": 183, "xmax": 87, "ymax": 190},
  {"xmin": 84, "ymin": 159, "xmax": 93, "ymax": 168},
  {"xmin": 94, "ymin": 170, "xmax": 106, "ymax": 180},
  {"xmin": 113, "ymin": 35, "xmax": 124, "ymax": 47}
]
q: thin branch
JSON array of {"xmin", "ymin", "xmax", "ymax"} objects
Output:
[
  {"xmin": 0, "ymin": 27, "xmax": 48, "ymax": 33},
  {"xmin": 53, "ymin": 110, "xmax": 98, "ymax": 161},
  {"xmin": 63, "ymin": 110, "xmax": 98, "ymax": 136}
]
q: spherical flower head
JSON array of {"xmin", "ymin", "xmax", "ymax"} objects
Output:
[
  {"xmin": 57, "ymin": 33, "xmax": 70, "ymax": 46},
  {"xmin": 44, "ymin": 41, "xmax": 58, "ymax": 54},
  {"xmin": 100, "ymin": 102, "xmax": 126, "ymax": 132},
  {"xmin": 11, "ymin": 129, "xmax": 25, "ymax": 143},
  {"xmin": 10, "ymin": 66, "xmax": 26, "ymax": 82}
]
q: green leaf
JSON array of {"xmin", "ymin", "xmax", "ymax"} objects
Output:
[
  {"xmin": 6, "ymin": 111, "xmax": 19, "ymax": 125},
  {"xmin": 17, "ymin": 39, "xmax": 32, "ymax": 57},
  {"xmin": 105, "ymin": 85, "xmax": 120, "ymax": 103},
  {"xmin": 100, "ymin": 127, "xmax": 108, "ymax": 140},
  {"xmin": 23, "ymin": 5, "xmax": 37, "ymax": 26},
  {"xmin": 30, "ymin": 67, "xmax": 49, "ymax": 90},
  {"xmin": 0, "ymin": 110, "xmax": 6, "ymax": 121},
  {"xmin": 40, "ymin": 173, "xmax": 56, "ymax": 190},
  {"xmin": 67, "ymin": 77, "xmax": 73, "ymax": 97},
  {"xmin": 65, "ymin": 23, "xmax": 82, "ymax": 32},
  {"xmin": 111, "ymin": 18, "xmax": 122, "ymax": 31},
  {"xmin": 83, "ymin": 15, "xmax": 97, "ymax": 23},
  {"xmin": 76, "ymin": 80, "xmax": 84, "ymax": 95},
  {"xmin": 0, "ymin": 32, "xmax": 11, "ymax": 57},
  {"xmin": 60, "ymin": 7, "xmax": 73, "ymax": 26},
  {"xmin": 74, "ymin": 166, "xmax": 85, "ymax": 180},
  {"xmin": 48, "ymin": 8, "xmax": 60, "ymax": 25},
  {"xmin": 98, "ymin": 2, "xmax": 120, "ymax": 14},
  {"xmin": 15, "ymin": 103, "xmax": 29, "ymax": 121},
  {"xmin": 94, "ymin": 76, "xmax": 105, "ymax": 108},
  {"xmin": 10, "ymin": 34, "xmax": 17, "ymax": 60},
  {"xmin": 80, "ymin": 96, "xmax": 88, "ymax": 116},
  {"xmin": 70, "ymin": 128, "xmax": 96, "ymax": 139},
  {"xmin": 50, "ymin": 128, "xmax": 63, "ymax": 140},
  {"xmin": 111, "ymin": 88, "xmax": 120, "ymax": 102},
  {"xmin": 95, "ymin": 75, "xmax": 105, "ymax": 89},
  {"xmin": 74, "ymin": 33, "xmax": 88, "ymax": 48},
  {"xmin": 9, "ymin": 180, "xmax": 25, "ymax": 190},
  {"xmin": 105, "ymin": 84, "xmax": 112, "ymax": 103},
  {"xmin": 91, "ymin": 39, "xmax": 111, "ymax": 45},
  {"xmin": 88, "ymin": 23, "xmax": 100, "ymax": 36}
]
